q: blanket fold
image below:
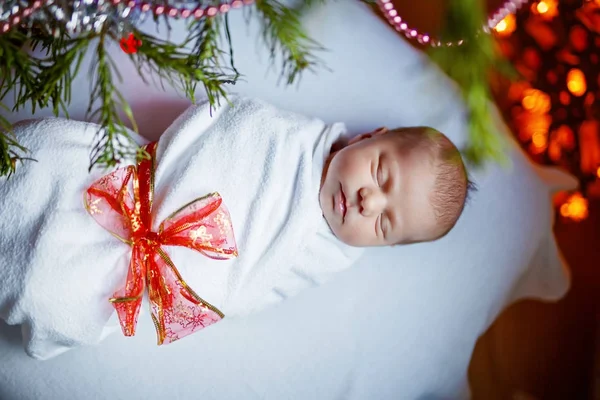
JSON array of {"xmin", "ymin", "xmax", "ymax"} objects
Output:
[{"xmin": 0, "ymin": 97, "xmax": 364, "ymax": 360}]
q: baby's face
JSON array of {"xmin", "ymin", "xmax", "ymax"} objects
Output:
[{"xmin": 319, "ymin": 130, "xmax": 438, "ymax": 247}]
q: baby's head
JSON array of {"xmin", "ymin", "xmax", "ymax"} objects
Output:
[{"xmin": 320, "ymin": 126, "xmax": 474, "ymax": 247}]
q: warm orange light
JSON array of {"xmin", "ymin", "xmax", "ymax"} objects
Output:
[
  {"xmin": 570, "ymin": 25, "xmax": 588, "ymax": 52},
  {"xmin": 567, "ymin": 68, "xmax": 587, "ymax": 96},
  {"xmin": 529, "ymin": 142, "xmax": 547, "ymax": 154},
  {"xmin": 569, "ymin": 195, "xmax": 588, "ymax": 221},
  {"xmin": 597, "ymin": 166, "xmax": 600, "ymax": 178},
  {"xmin": 559, "ymin": 193, "xmax": 589, "ymax": 222},
  {"xmin": 533, "ymin": 0, "xmax": 559, "ymax": 19},
  {"xmin": 548, "ymin": 140, "xmax": 561, "ymax": 161},
  {"xmin": 559, "ymin": 193, "xmax": 589, "ymax": 221},
  {"xmin": 532, "ymin": 131, "xmax": 547, "ymax": 148},
  {"xmin": 556, "ymin": 125, "xmax": 575, "ymax": 149},
  {"xmin": 521, "ymin": 89, "xmax": 551, "ymax": 113},
  {"xmin": 508, "ymin": 82, "xmax": 530, "ymax": 102},
  {"xmin": 496, "ymin": 20, "xmax": 507, "ymax": 32},
  {"xmin": 517, "ymin": 112, "xmax": 551, "ymax": 142},
  {"xmin": 494, "ymin": 14, "xmax": 516, "ymax": 36}
]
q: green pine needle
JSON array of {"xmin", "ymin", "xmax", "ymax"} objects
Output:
[
  {"xmin": 0, "ymin": 0, "xmax": 513, "ymax": 178},
  {"xmin": 87, "ymin": 35, "xmax": 142, "ymax": 172},
  {"xmin": 427, "ymin": 0, "xmax": 518, "ymax": 167},
  {"xmin": 34, "ymin": 36, "xmax": 89, "ymax": 118},
  {"xmin": 253, "ymin": 0, "xmax": 324, "ymax": 85},
  {"xmin": 0, "ymin": 2, "xmax": 329, "ymax": 178},
  {"xmin": 184, "ymin": 13, "xmax": 238, "ymax": 107}
]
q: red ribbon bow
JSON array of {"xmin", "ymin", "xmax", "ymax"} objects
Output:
[{"xmin": 84, "ymin": 142, "xmax": 238, "ymax": 345}]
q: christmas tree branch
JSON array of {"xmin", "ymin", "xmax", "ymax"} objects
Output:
[
  {"xmin": 0, "ymin": 32, "xmax": 38, "ymax": 108},
  {"xmin": 427, "ymin": 0, "xmax": 518, "ymax": 166},
  {"xmin": 33, "ymin": 35, "xmax": 89, "ymax": 117},
  {"xmin": 87, "ymin": 35, "xmax": 141, "ymax": 171},
  {"xmin": 0, "ymin": 29, "xmax": 40, "ymax": 176},
  {"xmin": 184, "ymin": 12, "xmax": 238, "ymax": 106},
  {"xmin": 253, "ymin": 0, "xmax": 324, "ymax": 85},
  {"xmin": 0, "ymin": 1, "xmax": 332, "ymax": 178},
  {"xmin": 0, "ymin": 109, "xmax": 30, "ymax": 178}
]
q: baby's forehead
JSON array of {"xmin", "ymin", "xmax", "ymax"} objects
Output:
[
  {"xmin": 374, "ymin": 135, "xmax": 433, "ymax": 161},
  {"xmin": 365, "ymin": 134, "xmax": 405, "ymax": 152}
]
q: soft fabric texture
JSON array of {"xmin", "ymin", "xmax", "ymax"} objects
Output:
[
  {"xmin": 0, "ymin": 1, "xmax": 574, "ymax": 399},
  {"xmin": 0, "ymin": 97, "xmax": 363, "ymax": 360}
]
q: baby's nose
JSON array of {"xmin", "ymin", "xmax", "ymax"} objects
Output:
[{"xmin": 360, "ymin": 188, "xmax": 385, "ymax": 216}]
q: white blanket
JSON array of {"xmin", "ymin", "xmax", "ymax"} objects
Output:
[{"xmin": 0, "ymin": 97, "xmax": 364, "ymax": 360}]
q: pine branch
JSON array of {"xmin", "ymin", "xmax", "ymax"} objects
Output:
[
  {"xmin": 0, "ymin": 115, "xmax": 31, "ymax": 178},
  {"xmin": 0, "ymin": 30, "xmax": 40, "ymax": 112},
  {"xmin": 0, "ymin": 0, "xmax": 327, "ymax": 178},
  {"xmin": 184, "ymin": 12, "xmax": 238, "ymax": 107},
  {"xmin": 34, "ymin": 35, "xmax": 89, "ymax": 117},
  {"xmin": 427, "ymin": 0, "xmax": 518, "ymax": 167},
  {"xmin": 87, "ymin": 35, "xmax": 142, "ymax": 171},
  {"xmin": 253, "ymin": 0, "xmax": 324, "ymax": 85},
  {"xmin": 0, "ymin": 29, "xmax": 39, "ymax": 176}
]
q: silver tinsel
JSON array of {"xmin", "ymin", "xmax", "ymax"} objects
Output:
[
  {"xmin": 0, "ymin": 1, "xmax": 243, "ymax": 37},
  {"xmin": 44, "ymin": 0, "xmax": 139, "ymax": 36},
  {"xmin": 2, "ymin": 1, "xmax": 182, "ymax": 38}
]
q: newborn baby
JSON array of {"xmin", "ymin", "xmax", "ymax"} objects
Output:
[
  {"xmin": 0, "ymin": 97, "xmax": 470, "ymax": 360},
  {"xmin": 321, "ymin": 126, "xmax": 471, "ymax": 246}
]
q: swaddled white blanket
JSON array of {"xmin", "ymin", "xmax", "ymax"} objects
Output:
[{"xmin": 0, "ymin": 97, "xmax": 364, "ymax": 360}]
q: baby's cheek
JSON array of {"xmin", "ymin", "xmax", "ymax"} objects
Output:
[
  {"xmin": 341, "ymin": 219, "xmax": 371, "ymax": 247},
  {"xmin": 335, "ymin": 153, "xmax": 362, "ymax": 177}
]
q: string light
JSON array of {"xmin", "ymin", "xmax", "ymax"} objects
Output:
[
  {"xmin": 566, "ymin": 68, "xmax": 587, "ymax": 96},
  {"xmin": 2, "ymin": 0, "xmax": 532, "ymax": 46},
  {"xmin": 521, "ymin": 88, "xmax": 551, "ymax": 113},
  {"xmin": 532, "ymin": 0, "xmax": 559, "ymax": 18},
  {"xmin": 556, "ymin": 125, "xmax": 575, "ymax": 150},
  {"xmin": 377, "ymin": 0, "xmax": 530, "ymax": 46},
  {"xmin": 559, "ymin": 192, "xmax": 589, "ymax": 221},
  {"xmin": 0, "ymin": 0, "xmax": 254, "ymax": 35},
  {"xmin": 494, "ymin": 14, "xmax": 517, "ymax": 37}
]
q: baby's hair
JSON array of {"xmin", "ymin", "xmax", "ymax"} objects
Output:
[{"xmin": 388, "ymin": 127, "xmax": 475, "ymax": 240}]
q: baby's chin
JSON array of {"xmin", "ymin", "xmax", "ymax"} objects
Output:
[
  {"xmin": 318, "ymin": 198, "xmax": 345, "ymax": 244},
  {"xmin": 325, "ymin": 221, "xmax": 368, "ymax": 248}
]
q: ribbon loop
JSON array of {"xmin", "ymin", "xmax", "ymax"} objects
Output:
[{"xmin": 85, "ymin": 142, "xmax": 238, "ymax": 345}]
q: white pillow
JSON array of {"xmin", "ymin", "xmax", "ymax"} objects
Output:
[
  {"xmin": 197, "ymin": 2, "xmax": 577, "ymax": 396},
  {"xmin": 0, "ymin": 1, "xmax": 575, "ymax": 399}
]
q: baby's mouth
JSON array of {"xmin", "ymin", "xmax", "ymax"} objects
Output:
[{"xmin": 337, "ymin": 184, "xmax": 347, "ymax": 222}]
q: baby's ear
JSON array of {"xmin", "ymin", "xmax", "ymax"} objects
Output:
[
  {"xmin": 373, "ymin": 127, "xmax": 388, "ymax": 135},
  {"xmin": 330, "ymin": 138, "xmax": 348, "ymax": 153}
]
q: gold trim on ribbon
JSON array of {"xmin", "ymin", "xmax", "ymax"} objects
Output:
[{"xmin": 155, "ymin": 247, "xmax": 225, "ymax": 319}]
